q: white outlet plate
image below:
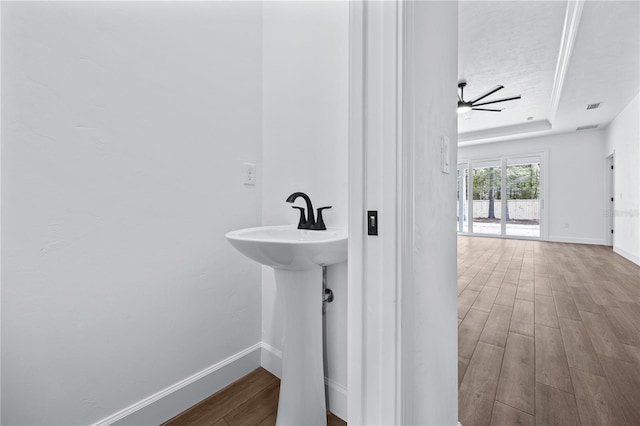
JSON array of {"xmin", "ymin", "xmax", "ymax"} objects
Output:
[{"xmin": 243, "ymin": 162, "xmax": 256, "ymax": 185}]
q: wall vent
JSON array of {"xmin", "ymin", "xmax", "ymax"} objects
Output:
[
  {"xmin": 576, "ymin": 124, "xmax": 598, "ymax": 131},
  {"xmin": 586, "ymin": 102, "xmax": 601, "ymax": 110}
]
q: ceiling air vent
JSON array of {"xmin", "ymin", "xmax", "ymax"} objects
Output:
[
  {"xmin": 586, "ymin": 102, "xmax": 601, "ymax": 110},
  {"xmin": 576, "ymin": 124, "xmax": 598, "ymax": 131}
]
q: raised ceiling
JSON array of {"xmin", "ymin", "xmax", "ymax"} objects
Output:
[{"xmin": 458, "ymin": 0, "xmax": 640, "ymax": 144}]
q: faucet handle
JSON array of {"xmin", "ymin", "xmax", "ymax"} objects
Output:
[
  {"xmin": 292, "ymin": 206, "xmax": 309, "ymax": 229},
  {"xmin": 310, "ymin": 206, "xmax": 332, "ymax": 231}
]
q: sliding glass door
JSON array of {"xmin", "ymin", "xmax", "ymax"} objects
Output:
[
  {"xmin": 472, "ymin": 161, "xmax": 502, "ymax": 235},
  {"xmin": 506, "ymin": 157, "xmax": 541, "ymax": 237},
  {"xmin": 458, "ymin": 154, "xmax": 543, "ymax": 239}
]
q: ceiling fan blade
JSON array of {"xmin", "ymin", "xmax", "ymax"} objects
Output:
[
  {"xmin": 472, "ymin": 95, "xmax": 521, "ymax": 107},
  {"xmin": 468, "ymin": 85, "xmax": 504, "ymax": 104},
  {"xmin": 472, "ymin": 108, "xmax": 503, "ymax": 112}
]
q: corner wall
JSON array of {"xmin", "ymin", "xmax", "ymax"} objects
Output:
[
  {"xmin": 1, "ymin": 3, "xmax": 263, "ymax": 424},
  {"xmin": 402, "ymin": 1, "xmax": 459, "ymax": 424},
  {"xmin": 261, "ymin": 1, "xmax": 349, "ymax": 418},
  {"xmin": 606, "ymin": 93, "xmax": 640, "ymax": 265},
  {"xmin": 459, "ymin": 130, "xmax": 606, "ymax": 245}
]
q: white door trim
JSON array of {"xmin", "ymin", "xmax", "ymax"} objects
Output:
[
  {"xmin": 347, "ymin": 1, "xmax": 365, "ymax": 423},
  {"xmin": 347, "ymin": 1, "xmax": 403, "ymax": 423},
  {"xmin": 605, "ymin": 153, "xmax": 615, "ymax": 246}
]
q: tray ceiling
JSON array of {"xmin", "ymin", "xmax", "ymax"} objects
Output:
[{"xmin": 458, "ymin": 0, "xmax": 640, "ymax": 144}]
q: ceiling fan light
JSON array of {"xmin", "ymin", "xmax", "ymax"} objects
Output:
[{"xmin": 457, "ymin": 104, "xmax": 472, "ymax": 114}]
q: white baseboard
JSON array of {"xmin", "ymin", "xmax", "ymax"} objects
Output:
[
  {"xmin": 547, "ymin": 236, "xmax": 605, "ymax": 245},
  {"xmin": 325, "ymin": 377, "xmax": 348, "ymax": 421},
  {"xmin": 613, "ymin": 246, "xmax": 640, "ymax": 266},
  {"xmin": 90, "ymin": 342, "xmax": 347, "ymax": 425},
  {"xmin": 260, "ymin": 342, "xmax": 347, "ymax": 421},
  {"xmin": 260, "ymin": 341, "xmax": 283, "ymax": 379},
  {"xmin": 92, "ymin": 343, "xmax": 261, "ymax": 426}
]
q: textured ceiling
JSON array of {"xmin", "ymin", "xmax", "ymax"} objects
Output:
[{"xmin": 458, "ymin": 0, "xmax": 640, "ymax": 143}]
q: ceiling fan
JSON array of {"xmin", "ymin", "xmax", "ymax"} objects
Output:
[{"xmin": 457, "ymin": 81, "xmax": 521, "ymax": 114}]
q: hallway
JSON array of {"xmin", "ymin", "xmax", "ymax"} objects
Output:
[{"xmin": 457, "ymin": 236, "xmax": 640, "ymax": 426}]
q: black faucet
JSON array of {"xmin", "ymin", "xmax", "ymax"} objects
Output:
[{"xmin": 286, "ymin": 192, "xmax": 332, "ymax": 231}]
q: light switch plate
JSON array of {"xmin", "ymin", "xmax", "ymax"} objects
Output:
[{"xmin": 441, "ymin": 135, "xmax": 450, "ymax": 174}]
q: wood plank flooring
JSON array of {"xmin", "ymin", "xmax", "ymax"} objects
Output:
[
  {"xmin": 162, "ymin": 367, "xmax": 346, "ymax": 426},
  {"xmin": 458, "ymin": 236, "xmax": 640, "ymax": 426}
]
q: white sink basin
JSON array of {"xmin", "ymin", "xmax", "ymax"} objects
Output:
[
  {"xmin": 225, "ymin": 225, "xmax": 347, "ymax": 270},
  {"xmin": 225, "ymin": 224, "xmax": 348, "ymax": 425}
]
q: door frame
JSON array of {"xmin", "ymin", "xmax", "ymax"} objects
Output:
[
  {"xmin": 347, "ymin": 1, "xmax": 403, "ymax": 424},
  {"xmin": 349, "ymin": 2, "xmax": 459, "ymax": 423},
  {"xmin": 605, "ymin": 153, "xmax": 615, "ymax": 246},
  {"xmin": 457, "ymin": 163, "xmax": 469, "ymax": 233}
]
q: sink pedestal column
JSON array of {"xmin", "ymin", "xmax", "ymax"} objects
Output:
[{"xmin": 274, "ymin": 267, "xmax": 327, "ymax": 426}]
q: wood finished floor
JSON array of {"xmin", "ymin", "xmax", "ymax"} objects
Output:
[
  {"xmin": 457, "ymin": 236, "xmax": 640, "ymax": 426},
  {"xmin": 162, "ymin": 367, "xmax": 346, "ymax": 426}
]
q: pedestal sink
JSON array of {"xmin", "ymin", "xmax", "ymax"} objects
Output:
[{"xmin": 225, "ymin": 225, "xmax": 347, "ymax": 425}]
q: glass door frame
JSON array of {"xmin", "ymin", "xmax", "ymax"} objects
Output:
[
  {"xmin": 458, "ymin": 151, "xmax": 547, "ymax": 241},
  {"xmin": 457, "ymin": 163, "xmax": 469, "ymax": 233}
]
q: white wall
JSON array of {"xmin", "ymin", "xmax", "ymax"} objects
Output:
[
  {"xmin": 402, "ymin": 1, "xmax": 459, "ymax": 424},
  {"xmin": 261, "ymin": 0, "xmax": 349, "ymax": 418},
  {"xmin": 606, "ymin": 93, "xmax": 640, "ymax": 264},
  {"xmin": 459, "ymin": 130, "xmax": 606, "ymax": 244},
  {"xmin": 1, "ymin": 2, "xmax": 263, "ymax": 424}
]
